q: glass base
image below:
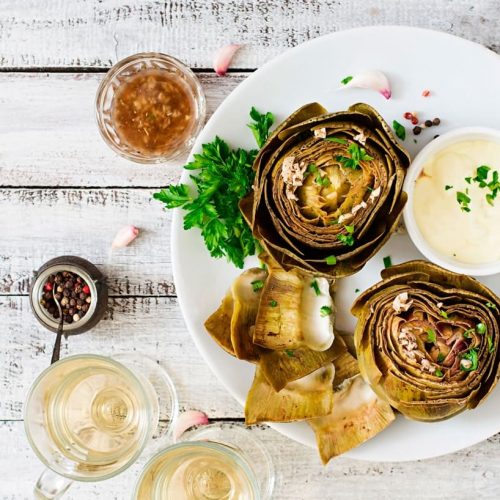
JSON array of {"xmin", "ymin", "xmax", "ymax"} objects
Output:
[
  {"xmin": 114, "ymin": 353, "xmax": 179, "ymax": 454},
  {"xmin": 181, "ymin": 423, "xmax": 275, "ymax": 500}
]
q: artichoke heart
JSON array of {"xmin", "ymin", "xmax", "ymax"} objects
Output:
[
  {"xmin": 309, "ymin": 375, "xmax": 395, "ymax": 464},
  {"xmin": 245, "ymin": 364, "xmax": 335, "ymax": 425},
  {"xmin": 241, "ymin": 102, "xmax": 410, "ymax": 278},
  {"xmin": 253, "ymin": 265, "xmax": 335, "ymax": 351},
  {"xmin": 353, "ymin": 260, "xmax": 500, "ymax": 422}
]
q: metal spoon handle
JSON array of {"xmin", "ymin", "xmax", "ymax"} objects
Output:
[{"xmin": 51, "ymin": 288, "xmax": 64, "ymax": 364}]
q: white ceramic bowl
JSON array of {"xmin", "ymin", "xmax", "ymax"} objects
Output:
[{"xmin": 403, "ymin": 126, "xmax": 500, "ymax": 276}]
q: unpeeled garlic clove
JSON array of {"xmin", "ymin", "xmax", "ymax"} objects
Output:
[
  {"xmin": 173, "ymin": 410, "xmax": 209, "ymax": 441},
  {"xmin": 213, "ymin": 44, "xmax": 242, "ymax": 76},
  {"xmin": 341, "ymin": 70, "xmax": 392, "ymax": 99},
  {"xmin": 111, "ymin": 225, "xmax": 139, "ymax": 248}
]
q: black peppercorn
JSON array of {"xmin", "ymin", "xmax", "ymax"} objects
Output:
[
  {"xmin": 413, "ymin": 126, "xmax": 422, "ymax": 135},
  {"xmin": 432, "ymin": 117, "xmax": 441, "ymax": 126},
  {"xmin": 424, "ymin": 119, "xmax": 433, "ymax": 128}
]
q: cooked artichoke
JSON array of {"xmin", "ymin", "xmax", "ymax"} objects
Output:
[
  {"xmin": 353, "ymin": 260, "xmax": 500, "ymax": 422},
  {"xmin": 309, "ymin": 375, "xmax": 395, "ymax": 464},
  {"xmin": 245, "ymin": 364, "xmax": 335, "ymax": 425},
  {"xmin": 241, "ymin": 102, "xmax": 410, "ymax": 278},
  {"xmin": 204, "ymin": 291, "xmax": 235, "ymax": 357}
]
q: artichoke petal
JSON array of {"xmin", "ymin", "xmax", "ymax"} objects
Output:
[
  {"xmin": 204, "ymin": 291, "xmax": 236, "ymax": 357},
  {"xmin": 245, "ymin": 364, "xmax": 335, "ymax": 425},
  {"xmin": 309, "ymin": 375, "xmax": 395, "ymax": 464}
]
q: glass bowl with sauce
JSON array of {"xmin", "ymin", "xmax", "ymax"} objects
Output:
[
  {"xmin": 403, "ymin": 127, "xmax": 500, "ymax": 276},
  {"xmin": 96, "ymin": 53, "xmax": 206, "ymax": 163}
]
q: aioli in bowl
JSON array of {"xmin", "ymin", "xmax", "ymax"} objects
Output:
[{"xmin": 414, "ymin": 138, "xmax": 500, "ymax": 264}]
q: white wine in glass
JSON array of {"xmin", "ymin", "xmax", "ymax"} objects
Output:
[{"xmin": 24, "ymin": 354, "xmax": 177, "ymax": 499}]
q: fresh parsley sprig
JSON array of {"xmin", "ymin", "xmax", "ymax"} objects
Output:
[
  {"xmin": 153, "ymin": 108, "xmax": 274, "ymax": 268},
  {"xmin": 336, "ymin": 143, "xmax": 373, "ymax": 170}
]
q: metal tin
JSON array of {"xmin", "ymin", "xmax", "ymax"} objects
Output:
[{"xmin": 29, "ymin": 256, "xmax": 108, "ymax": 335}]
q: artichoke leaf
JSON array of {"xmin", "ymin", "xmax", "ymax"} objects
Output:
[
  {"xmin": 259, "ymin": 334, "xmax": 347, "ymax": 392},
  {"xmin": 204, "ymin": 291, "xmax": 236, "ymax": 357},
  {"xmin": 309, "ymin": 375, "xmax": 395, "ymax": 464},
  {"xmin": 245, "ymin": 364, "xmax": 335, "ymax": 425},
  {"xmin": 230, "ymin": 268, "xmax": 268, "ymax": 362}
]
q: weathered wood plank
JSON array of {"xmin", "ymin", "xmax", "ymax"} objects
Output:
[
  {"xmin": 0, "ymin": 1, "xmax": 499, "ymax": 69},
  {"xmin": 0, "ymin": 295, "xmax": 244, "ymax": 420},
  {"xmin": 0, "ymin": 188, "xmax": 175, "ymax": 295},
  {"xmin": 1, "ymin": 420, "xmax": 499, "ymax": 499},
  {"xmin": 0, "ymin": 72, "xmax": 245, "ymax": 187}
]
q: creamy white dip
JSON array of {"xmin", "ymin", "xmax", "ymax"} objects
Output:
[{"xmin": 413, "ymin": 139, "xmax": 500, "ymax": 264}]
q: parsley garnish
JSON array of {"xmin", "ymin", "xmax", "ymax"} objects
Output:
[
  {"xmin": 355, "ymin": 288, "xmax": 360, "ymax": 293},
  {"xmin": 325, "ymin": 136, "xmax": 348, "ymax": 145},
  {"xmin": 486, "ymin": 301, "xmax": 498, "ymax": 311},
  {"xmin": 456, "ymin": 191, "xmax": 471, "ymax": 212},
  {"xmin": 444, "ymin": 185, "xmax": 453, "ymax": 191},
  {"xmin": 153, "ymin": 108, "xmax": 274, "ymax": 269},
  {"xmin": 285, "ymin": 349, "xmax": 295, "ymax": 357},
  {"xmin": 341, "ymin": 75, "xmax": 353, "ymax": 85},
  {"xmin": 269, "ymin": 299, "xmax": 278, "ymax": 307},
  {"xmin": 320, "ymin": 306, "xmax": 332, "ymax": 317},
  {"xmin": 487, "ymin": 335, "xmax": 494, "ymax": 353},
  {"xmin": 439, "ymin": 310, "xmax": 449, "ymax": 319},
  {"xmin": 251, "ymin": 280, "xmax": 264, "ymax": 292},
  {"xmin": 315, "ymin": 173, "xmax": 331, "ymax": 187},
  {"xmin": 247, "ymin": 107, "xmax": 275, "ymax": 148},
  {"xmin": 392, "ymin": 120, "xmax": 406, "ymax": 141},
  {"xmin": 336, "ymin": 143, "xmax": 373, "ymax": 170},
  {"xmin": 383, "ymin": 256, "xmax": 392, "ymax": 269},
  {"xmin": 465, "ymin": 177, "xmax": 472, "ymax": 184},
  {"xmin": 460, "ymin": 348, "xmax": 479, "ymax": 372},
  {"xmin": 435, "ymin": 369, "xmax": 444, "ymax": 377},
  {"xmin": 463, "ymin": 328, "xmax": 474, "ymax": 338},
  {"xmin": 338, "ymin": 234, "xmax": 355, "ymax": 246},
  {"xmin": 325, "ymin": 255, "xmax": 337, "ymax": 265},
  {"xmin": 476, "ymin": 322, "xmax": 487, "ymax": 334},
  {"xmin": 426, "ymin": 329, "xmax": 437, "ymax": 343},
  {"xmin": 310, "ymin": 280, "xmax": 321, "ymax": 296},
  {"xmin": 437, "ymin": 352, "xmax": 445, "ymax": 363}
]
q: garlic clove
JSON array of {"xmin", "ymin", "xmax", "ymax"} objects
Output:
[
  {"xmin": 341, "ymin": 70, "xmax": 392, "ymax": 99},
  {"xmin": 173, "ymin": 410, "xmax": 209, "ymax": 442},
  {"xmin": 111, "ymin": 225, "xmax": 139, "ymax": 248},
  {"xmin": 213, "ymin": 44, "xmax": 242, "ymax": 76}
]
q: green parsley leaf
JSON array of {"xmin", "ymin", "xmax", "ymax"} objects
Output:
[
  {"xmin": 440, "ymin": 310, "xmax": 449, "ymax": 319},
  {"xmin": 486, "ymin": 301, "xmax": 499, "ymax": 311},
  {"xmin": 486, "ymin": 193, "xmax": 496, "ymax": 206},
  {"xmin": 338, "ymin": 233, "xmax": 355, "ymax": 246},
  {"xmin": 307, "ymin": 163, "xmax": 318, "ymax": 174},
  {"xmin": 435, "ymin": 369, "xmax": 443, "ymax": 377},
  {"xmin": 475, "ymin": 165, "xmax": 491, "ymax": 182},
  {"xmin": 325, "ymin": 136, "xmax": 348, "ymax": 144},
  {"xmin": 341, "ymin": 75, "xmax": 353, "ymax": 85},
  {"xmin": 355, "ymin": 288, "xmax": 360, "ymax": 293},
  {"xmin": 426, "ymin": 329, "xmax": 437, "ymax": 343},
  {"xmin": 154, "ymin": 109, "xmax": 273, "ymax": 269},
  {"xmin": 463, "ymin": 328, "xmax": 475, "ymax": 338},
  {"xmin": 437, "ymin": 352, "xmax": 445, "ymax": 363},
  {"xmin": 465, "ymin": 177, "xmax": 472, "ymax": 184},
  {"xmin": 444, "ymin": 185, "xmax": 453, "ymax": 191},
  {"xmin": 310, "ymin": 279, "xmax": 321, "ymax": 296},
  {"xmin": 247, "ymin": 107, "xmax": 275, "ymax": 148},
  {"xmin": 336, "ymin": 143, "xmax": 373, "ymax": 170},
  {"xmin": 325, "ymin": 255, "xmax": 337, "ymax": 265},
  {"xmin": 285, "ymin": 349, "xmax": 295, "ymax": 357},
  {"xmin": 345, "ymin": 224, "xmax": 355, "ymax": 234},
  {"xmin": 269, "ymin": 299, "xmax": 278, "ymax": 307},
  {"xmin": 392, "ymin": 120, "xmax": 406, "ymax": 141},
  {"xmin": 487, "ymin": 335, "xmax": 494, "ymax": 353},
  {"xmin": 476, "ymin": 322, "xmax": 487, "ymax": 334},
  {"xmin": 315, "ymin": 173, "xmax": 331, "ymax": 187},
  {"xmin": 456, "ymin": 191, "xmax": 471, "ymax": 212},
  {"xmin": 383, "ymin": 256, "xmax": 392, "ymax": 269},
  {"xmin": 320, "ymin": 306, "xmax": 332, "ymax": 317},
  {"xmin": 251, "ymin": 280, "xmax": 264, "ymax": 292},
  {"xmin": 460, "ymin": 348, "xmax": 479, "ymax": 372}
]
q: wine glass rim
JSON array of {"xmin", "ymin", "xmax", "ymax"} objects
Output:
[
  {"xmin": 24, "ymin": 353, "xmax": 155, "ymax": 482},
  {"xmin": 132, "ymin": 441, "xmax": 263, "ymax": 500}
]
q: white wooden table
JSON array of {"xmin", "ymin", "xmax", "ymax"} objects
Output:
[{"xmin": 1, "ymin": 1, "xmax": 500, "ymax": 499}]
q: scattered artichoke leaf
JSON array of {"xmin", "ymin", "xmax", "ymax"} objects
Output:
[
  {"xmin": 259, "ymin": 334, "xmax": 347, "ymax": 392},
  {"xmin": 245, "ymin": 364, "xmax": 335, "ymax": 425},
  {"xmin": 231, "ymin": 268, "xmax": 268, "ymax": 362},
  {"xmin": 309, "ymin": 375, "xmax": 395, "ymax": 464},
  {"xmin": 204, "ymin": 292, "xmax": 236, "ymax": 357}
]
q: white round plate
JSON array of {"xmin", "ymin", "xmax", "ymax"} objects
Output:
[{"xmin": 172, "ymin": 26, "xmax": 500, "ymax": 462}]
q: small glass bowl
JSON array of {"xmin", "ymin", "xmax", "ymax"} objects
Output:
[{"xmin": 95, "ymin": 52, "xmax": 206, "ymax": 164}]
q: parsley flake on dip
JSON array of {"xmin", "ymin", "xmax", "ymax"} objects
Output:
[{"xmin": 404, "ymin": 128, "xmax": 500, "ymax": 276}]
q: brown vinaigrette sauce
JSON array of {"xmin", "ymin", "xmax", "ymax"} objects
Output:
[{"xmin": 111, "ymin": 68, "xmax": 196, "ymax": 156}]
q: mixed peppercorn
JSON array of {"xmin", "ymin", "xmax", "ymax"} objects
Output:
[{"xmin": 40, "ymin": 271, "xmax": 92, "ymax": 324}]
